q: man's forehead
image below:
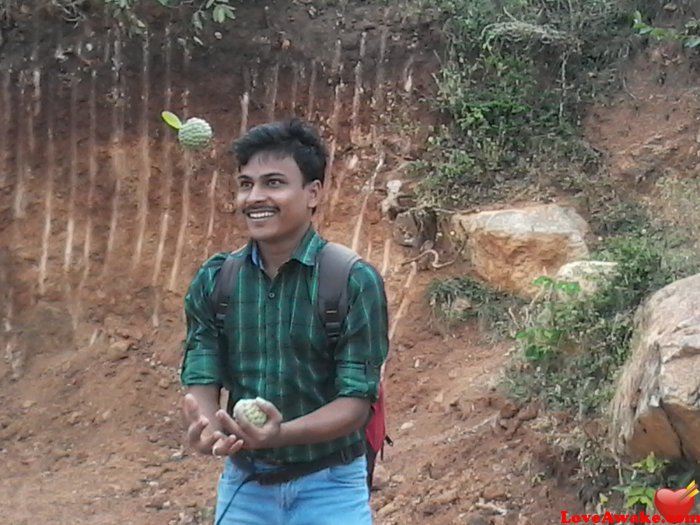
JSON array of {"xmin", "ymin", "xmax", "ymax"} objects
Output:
[{"xmin": 239, "ymin": 151, "xmax": 299, "ymax": 176}]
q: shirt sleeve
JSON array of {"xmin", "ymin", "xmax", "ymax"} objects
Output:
[
  {"xmin": 180, "ymin": 252, "xmax": 228, "ymax": 387},
  {"xmin": 334, "ymin": 260, "xmax": 389, "ymax": 402}
]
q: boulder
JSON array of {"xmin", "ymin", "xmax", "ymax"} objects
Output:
[
  {"xmin": 450, "ymin": 204, "xmax": 590, "ymax": 296},
  {"xmin": 555, "ymin": 261, "xmax": 619, "ymax": 298},
  {"xmin": 610, "ymin": 273, "xmax": 700, "ymax": 461}
]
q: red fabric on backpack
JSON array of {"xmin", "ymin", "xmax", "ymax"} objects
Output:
[{"xmin": 365, "ymin": 382, "xmax": 386, "ymax": 454}]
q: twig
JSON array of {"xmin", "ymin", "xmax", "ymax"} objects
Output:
[
  {"xmin": 559, "ymin": 52, "xmax": 568, "ymax": 124},
  {"xmin": 621, "ymin": 73, "xmax": 637, "ymax": 100}
]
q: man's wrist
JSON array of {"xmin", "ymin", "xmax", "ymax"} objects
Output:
[{"xmin": 275, "ymin": 422, "xmax": 293, "ymax": 448}]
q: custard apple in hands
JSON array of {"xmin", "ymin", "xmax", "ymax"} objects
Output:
[{"xmin": 233, "ymin": 398, "xmax": 269, "ymax": 428}]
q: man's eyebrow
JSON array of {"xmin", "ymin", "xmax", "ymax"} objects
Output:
[{"xmin": 236, "ymin": 172, "xmax": 288, "ymax": 180}]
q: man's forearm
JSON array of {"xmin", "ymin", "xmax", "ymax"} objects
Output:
[
  {"xmin": 185, "ymin": 385, "xmax": 223, "ymax": 432},
  {"xmin": 277, "ymin": 397, "xmax": 370, "ymax": 448}
]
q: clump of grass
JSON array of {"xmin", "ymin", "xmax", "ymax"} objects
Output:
[{"xmin": 426, "ymin": 275, "xmax": 525, "ymax": 339}]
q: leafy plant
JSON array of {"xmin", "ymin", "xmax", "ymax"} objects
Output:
[
  {"xmin": 514, "ymin": 277, "xmax": 582, "ymax": 362},
  {"xmin": 612, "ymin": 453, "xmax": 669, "ymax": 513},
  {"xmin": 632, "ymin": 11, "xmax": 700, "ymax": 48}
]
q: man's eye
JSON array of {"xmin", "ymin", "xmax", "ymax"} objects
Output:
[
  {"xmin": 239, "ymin": 181, "xmax": 252, "ymax": 189},
  {"xmin": 268, "ymin": 179, "xmax": 283, "ymax": 187}
]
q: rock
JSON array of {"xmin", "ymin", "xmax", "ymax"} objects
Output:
[
  {"xmin": 555, "ymin": 261, "xmax": 619, "ymax": 298},
  {"xmin": 463, "ymin": 512, "xmax": 489, "ymax": 525},
  {"xmin": 381, "ymin": 180, "xmax": 412, "ymax": 220},
  {"xmin": 68, "ymin": 411, "xmax": 83, "ymax": 425},
  {"xmin": 377, "ymin": 497, "xmax": 405, "ymax": 518},
  {"xmin": 400, "ymin": 421, "xmax": 415, "ymax": 431},
  {"xmin": 372, "ymin": 464, "xmax": 389, "ymax": 489},
  {"xmin": 107, "ymin": 340, "xmax": 131, "ymax": 361},
  {"xmin": 392, "ymin": 207, "xmax": 438, "ymax": 249},
  {"xmin": 499, "ymin": 400, "xmax": 519, "ymax": 419},
  {"xmin": 158, "ymin": 378, "xmax": 171, "ymax": 389},
  {"xmin": 433, "ymin": 488, "xmax": 459, "ymax": 505},
  {"xmin": 391, "ymin": 474, "xmax": 406, "ymax": 484},
  {"xmin": 482, "ymin": 483, "xmax": 507, "ymax": 500},
  {"xmin": 610, "ymin": 273, "xmax": 700, "ymax": 461},
  {"xmin": 450, "ymin": 204, "xmax": 589, "ymax": 296}
]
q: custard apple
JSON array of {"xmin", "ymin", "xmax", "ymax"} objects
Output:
[
  {"xmin": 233, "ymin": 398, "xmax": 268, "ymax": 427},
  {"xmin": 177, "ymin": 117, "xmax": 212, "ymax": 150}
]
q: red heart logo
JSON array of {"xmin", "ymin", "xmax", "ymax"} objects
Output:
[{"xmin": 654, "ymin": 488, "xmax": 694, "ymax": 523}]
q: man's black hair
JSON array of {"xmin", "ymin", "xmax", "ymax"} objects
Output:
[{"xmin": 232, "ymin": 118, "xmax": 328, "ymax": 186}]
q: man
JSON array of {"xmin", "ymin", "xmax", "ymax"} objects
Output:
[{"xmin": 180, "ymin": 118, "xmax": 389, "ymax": 525}]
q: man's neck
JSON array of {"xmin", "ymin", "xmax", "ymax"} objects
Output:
[{"xmin": 255, "ymin": 223, "xmax": 312, "ymax": 278}]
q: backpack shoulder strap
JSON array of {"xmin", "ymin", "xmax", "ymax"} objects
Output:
[
  {"xmin": 316, "ymin": 242, "xmax": 361, "ymax": 348},
  {"xmin": 210, "ymin": 250, "xmax": 245, "ymax": 330}
]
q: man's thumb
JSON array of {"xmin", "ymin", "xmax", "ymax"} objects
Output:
[{"xmin": 255, "ymin": 397, "xmax": 281, "ymax": 419}]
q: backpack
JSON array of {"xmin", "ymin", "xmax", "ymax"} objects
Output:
[{"xmin": 208, "ymin": 241, "xmax": 392, "ymax": 488}]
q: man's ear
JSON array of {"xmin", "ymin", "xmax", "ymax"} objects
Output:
[{"xmin": 306, "ymin": 179, "xmax": 322, "ymax": 210}]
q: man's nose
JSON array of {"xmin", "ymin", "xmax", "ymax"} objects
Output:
[{"xmin": 245, "ymin": 181, "xmax": 266, "ymax": 203}]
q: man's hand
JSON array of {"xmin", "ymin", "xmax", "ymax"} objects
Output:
[
  {"xmin": 215, "ymin": 398, "xmax": 284, "ymax": 451},
  {"xmin": 183, "ymin": 393, "xmax": 244, "ymax": 457}
]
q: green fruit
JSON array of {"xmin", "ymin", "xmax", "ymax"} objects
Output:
[
  {"xmin": 177, "ymin": 117, "xmax": 212, "ymax": 150},
  {"xmin": 233, "ymin": 398, "xmax": 268, "ymax": 427}
]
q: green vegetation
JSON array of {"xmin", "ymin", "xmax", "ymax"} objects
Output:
[
  {"xmin": 1, "ymin": 0, "xmax": 237, "ymax": 43},
  {"xmin": 427, "ymin": 275, "xmax": 523, "ymax": 338},
  {"xmin": 412, "ymin": 0, "xmax": 643, "ymax": 209},
  {"xmin": 632, "ymin": 10, "xmax": 700, "ymax": 48},
  {"xmin": 419, "ymin": 0, "xmax": 700, "ymax": 507},
  {"xmin": 504, "ymin": 228, "xmax": 700, "ymax": 418}
]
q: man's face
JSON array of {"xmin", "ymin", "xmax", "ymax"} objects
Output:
[{"xmin": 235, "ymin": 152, "xmax": 321, "ymax": 243}]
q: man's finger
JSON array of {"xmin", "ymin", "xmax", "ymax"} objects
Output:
[
  {"xmin": 186, "ymin": 415, "xmax": 208, "ymax": 444},
  {"xmin": 254, "ymin": 397, "xmax": 282, "ymax": 421},
  {"xmin": 215, "ymin": 409, "xmax": 243, "ymax": 435},
  {"xmin": 212, "ymin": 435, "xmax": 245, "ymax": 457}
]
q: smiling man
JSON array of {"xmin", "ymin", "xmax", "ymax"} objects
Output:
[{"xmin": 180, "ymin": 119, "xmax": 389, "ymax": 525}]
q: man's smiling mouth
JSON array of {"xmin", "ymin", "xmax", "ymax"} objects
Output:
[{"xmin": 245, "ymin": 208, "xmax": 278, "ymax": 220}]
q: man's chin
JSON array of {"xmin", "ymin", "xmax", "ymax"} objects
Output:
[{"xmin": 245, "ymin": 223, "xmax": 282, "ymax": 243}]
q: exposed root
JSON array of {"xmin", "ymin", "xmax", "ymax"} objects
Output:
[{"xmin": 400, "ymin": 248, "xmax": 456, "ymax": 269}]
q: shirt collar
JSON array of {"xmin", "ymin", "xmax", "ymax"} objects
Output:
[{"xmin": 248, "ymin": 225, "xmax": 324, "ymax": 269}]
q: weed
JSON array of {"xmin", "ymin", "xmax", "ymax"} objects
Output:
[
  {"xmin": 427, "ymin": 275, "xmax": 523, "ymax": 339},
  {"xmin": 503, "ymin": 228, "xmax": 699, "ymax": 418},
  {"xmin": 413, "ymin": 0, "xmax": 641, "ymax": 210}
]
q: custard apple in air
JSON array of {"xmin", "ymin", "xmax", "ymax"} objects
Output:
[
  {"xmin": 178, "ymin": 117, "xmax": 213, "ymax": 150},
  {"xmin": 233, "ymin": 398, "xmax": 268, "ymax": 428}
]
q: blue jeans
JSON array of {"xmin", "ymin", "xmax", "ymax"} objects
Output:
[{"xmin": 214, "ymin": 454, "xmax": 372, "ymax": 525}]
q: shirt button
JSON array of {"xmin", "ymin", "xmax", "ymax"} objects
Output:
[{"xmin": 268, "ymin": 291, "xmax": 275, "ymax": 299}]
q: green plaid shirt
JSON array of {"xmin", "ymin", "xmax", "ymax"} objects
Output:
[{"xmin": 180, "ymin": 226, "xmax": 389, "ymax": 463}]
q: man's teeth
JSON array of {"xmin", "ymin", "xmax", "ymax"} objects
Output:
[{"xmin": 248, "ymin": 210, "xmax": 276, "ymax": 219}]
